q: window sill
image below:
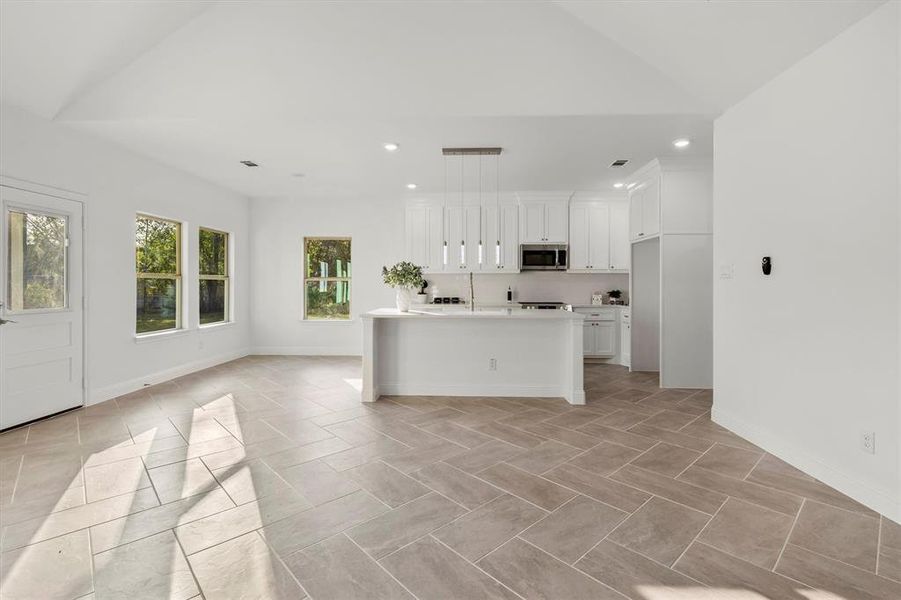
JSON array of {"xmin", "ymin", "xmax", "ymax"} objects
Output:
[
  {"xmin": 134, "ymin": 329, "xmax": 189, "ymax": 344},
  {"xmin": 198, "ymin": 321, "xmax": 236, "ymax": 333},
  {"xmin": 299, "ymin": 318, "xmax": 357, "ymax": 325}
]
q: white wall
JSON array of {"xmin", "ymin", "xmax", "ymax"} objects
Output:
[
  {"xmin": 713, "ymin": 2, "xmax": 900, "ymax": 520},
  {"xmin": 0, "ymin": 104, "xmax": 252, "ymax": 403},
  {"xmin": 249, "ymin": 195, "xmax": 402, "ymax": 355}
]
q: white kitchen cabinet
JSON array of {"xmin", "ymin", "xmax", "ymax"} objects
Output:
[
  {"xmin": 569, "ymin": 201, "xmax": 627, "ymax": 272},
  {"xmin": 610, "ymin": 204, "xmax": 630, "ymax": 271},
  {"xmin": 629, "ymin": 175, "xmax": 660, "ymax": 241},
  {"xmin": 583, "ymin": 320, "xmax": 615, "ymax": 357},
  {"xmin": 445, "ymin": 205, "xmax": 482, "ymax": 271},
  {"xmin": 569, "ymin": 204, "xmax": 591, "ymax": 271},
  {"xmin": 483, "ymin": 203, "xmax": 519, "ymax": 271},
  {"xmin": 519, "ymin": 198, "xmax": 569, "ymax": 243},
  {"xmin": 576, "ymin": 307, "xmax": 617, "ymax": 358},
  {"xmin": 520, "ymin": 202, "xmax": 545, "ymax": 243},
  {"xmin": 545, "ymin": 203, "xmax": 568, "ymax": 243},
  {"xmin": 629, "ymin": 187, "xmax": 643, "ymax": 240},
  {"xmin": 641, "ymin": 177, "xmax": 660, "ymax": 238},
  {"xmin": 405, "ymin": 203, "xmax": 445, "ymax": 273}
]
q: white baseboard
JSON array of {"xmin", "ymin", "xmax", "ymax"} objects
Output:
[
  {"xmin": 378, "ymin": 382, "xmax": 577, "ymax": 401},
  {"xmin": 712, "ymin": 406, "xmax": 899, "ymax": 523},
  {"xmin": 88, "ymin": 348, "xmax": 251, "ymax": 405},
  {"xmin": 250, "ymin": 346, "xmax": 361, "ymax": 357}
]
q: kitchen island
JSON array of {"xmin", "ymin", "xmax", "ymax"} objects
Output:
[{"xmin": 361, "ymin": 307, "xmax": 586, "ymax": 405}]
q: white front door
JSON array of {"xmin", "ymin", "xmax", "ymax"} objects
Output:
[{"xmin": 0, "ymin": 185, "xmax": 84, "ymax": 430}]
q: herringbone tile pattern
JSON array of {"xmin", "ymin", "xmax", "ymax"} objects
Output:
[{"xmin": 1, "ymin": 356, "xmax": 898, "ymax": 599}]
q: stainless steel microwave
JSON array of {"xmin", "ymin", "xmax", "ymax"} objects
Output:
[{"xmin": 520, "ymin": 244, "xmax": 568, "ymax": 271}]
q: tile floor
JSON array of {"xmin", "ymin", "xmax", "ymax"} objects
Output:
[{"xmin": 0, "ymin": 356, "xmax": 899, "ymax": 600}]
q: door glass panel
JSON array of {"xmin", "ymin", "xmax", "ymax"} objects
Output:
[
  {"xmin": 136, "ymin": 278, "xmax": 178, "ymax": 333},
  {"xmin": 7, "ymin": 210, "xmax": 67, "ymax": 311}
]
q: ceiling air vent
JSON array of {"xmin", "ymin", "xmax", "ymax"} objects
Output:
[
  {"xmin": 240, "ymin": 160, "xmax": 259, "ymax": 167},
  {"xmin": 610, "ymin": 159, "xmax": 629, "ymax": 168}
]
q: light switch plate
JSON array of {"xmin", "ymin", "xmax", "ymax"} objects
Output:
[{"xmin": 719, "ymin": 264, "xmax": 735, "ymax": 279}]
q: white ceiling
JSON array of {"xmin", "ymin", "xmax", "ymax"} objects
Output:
[
  {"xmin": 0, "ymin": 1, "xmax": 884, "ymax": 198},
  {"xmin": 555, "ymin": 0, "xmax": 885, "ymax": 111}
]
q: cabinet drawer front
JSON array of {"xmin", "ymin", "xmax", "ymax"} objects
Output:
[{"xmin": 574, "ymin": 307, "xmax": 616, "ymax": 320}]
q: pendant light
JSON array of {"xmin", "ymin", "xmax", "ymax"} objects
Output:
[
  {"xmin": 478, "ymin": 154, "xmax": 483, "ymax": 266},
  {"xmin": 460, "ymin": 155, "xmax": 465, "ymax": 266},
  {"xmin": 442, "ymin": 154, "xmax": 448, "ymax": 266}
]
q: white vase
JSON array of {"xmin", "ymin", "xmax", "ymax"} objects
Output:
[{"xmin": 395, "ymin": 288, "xmax": 413, "ymax": 312}]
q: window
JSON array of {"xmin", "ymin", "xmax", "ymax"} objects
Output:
[
  {"xmin": 199, "ymin": 227, "xmax": 229, "ymax": 325},
  {"xmin": 7, "ymin": 210, "xmax": 67, "ymax": 311},
  {"xmin": 135, "ymin": 214, "xmax": 181, "ymax": 334},
  {"xmin": 304, "ymin": 237, "xmax": 351, "ymax": 320}
]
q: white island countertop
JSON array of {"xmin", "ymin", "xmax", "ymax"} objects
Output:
[{"xmin": 363, "ymin": 307, "xmax": 585, "ymax": 320}]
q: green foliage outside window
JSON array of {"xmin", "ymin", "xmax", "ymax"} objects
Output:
[
  {"xmin": 8, "ymin": 211, "xmax": 67, "ymax": 311},
  {"xmin": 199, "ymin": 228, "xmax": 228, "ymax": 324},
  {"xmin": 304, "ymin": 238, "xmax": 351, "ymax": 320},
  {"xmin": 136, "ymin": 215, "xmax": 180, "ymax": 334}
]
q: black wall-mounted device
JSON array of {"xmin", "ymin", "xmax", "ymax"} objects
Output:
[{"xmin": 762, "ymin": 256, "xmax": 772, "ymax": 276}]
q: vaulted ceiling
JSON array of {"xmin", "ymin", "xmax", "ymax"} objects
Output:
[{"xmin": 0, "ymin": 0, "xmax": 885, "ymax": 197}]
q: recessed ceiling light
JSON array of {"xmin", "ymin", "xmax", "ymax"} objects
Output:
[
  {"xmin": 406, "ymin": 183, "xmax": 417, "ymax": 190},
  {"xmin": 672, "ymin": 138, "xmax": 691, "ymax": 148},
  {"xmin": 613, "ymin": 182, "xmax": 625, "ymax": 189},
  {"xmin": 240, "ymin": 160, "xmax": 259, "ymax": 167},
  {"xmin": 384, "ymin": 143, "xmax": 400, "ymax": 152}
]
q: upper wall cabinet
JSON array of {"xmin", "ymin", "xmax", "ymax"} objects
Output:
[
  {"xmin": 628, "ymin": 158, "xmax": 712, "ymax": 242},
  {"xmin": 405, "ymin": 203, "xmax": 445, "ymax": 273},
  {"xmin": 629, "ymin": 175, "xmax": 660, "ymax": 241},
  {"xmin": 569, "ymin": 200, "xmax": 629, "ymax": 272},
  {"xmin": 405, "ymin": 194, "xmax": 520, "ymax": 274},
  {"xmin": 517, "ymin": 193, "xmax": 571, "ymax": 243}
]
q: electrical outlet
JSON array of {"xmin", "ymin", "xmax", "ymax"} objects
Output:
[
  {"xmin": 488, "ymin": 358, "xmax": 497, "ymax": 371},
  {"xmin": 861, "ymin": 431, "xmax": 875, "ymax": 454},
  {"xmin": 719, "ymin": 264, "xmax": 735, "ymax": 279},
  {"xmin": 198, "ymin": 339, "xmax": 205, "ymax": 351}
]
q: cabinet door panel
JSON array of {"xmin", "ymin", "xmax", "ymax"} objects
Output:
[
  {"xmin": 405, "ymin": 206, "xmax": 429, "ymax": 269},
  {"xmin": 520, "ymin": 203, "xmax": 545, "ymax": 243},
  {"xmin": 595, "ymin": 322, "xmax": 616, "ymax": 356},
  {"xmin": 465, "ymin": 206, "xmax": 482, "ymax": 270},
  {"xmin": 545, "ymin": 203, "xmax": 568, "ymax": 243},
  {"xmin": 588, "ymin": 204, "xmax": 610, "ymax": 270},
  {"xmin": 569, "ymin": 204, "xmax": 591, "ymax": 270},
  {"xmin": 629, "ymin": 189, "xmax": 643, "ymax": 240},
  {"xmin": 483, "ymin": 205, "xmax": 500, "ymax": 270},
  {"xmin": 446, "ymin": 206, "xmax": 465, "ymax": 270},
  {"xmin": 610, "ymin": 204, "xmax": 630, "ymax": 271},
  {"xmin": 583, "ymin": 322, "xmax": 596, "ymax": 355},
  {"xmin": 642, "ymin": 177, "xmax": 660, "ymax": 237},
  {"xmin": 500, "ymin": 204, "xmax": 519, "ymax": 270},
  {"xmin": 426, "ymin": 205, "xmax": 445, "ymax": 272}
]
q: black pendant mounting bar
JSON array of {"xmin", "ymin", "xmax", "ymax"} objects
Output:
[{"xmin": 441, "ymin": 147, "xmax": 503, "ymax": 156}]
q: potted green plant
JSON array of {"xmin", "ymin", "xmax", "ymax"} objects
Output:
[
  {"xmin": 382, "ymin": 261, "xmax": 425, "ymax": 312},
  {"xmin": 607, "ymin": 289, "xmax": 623, "ymax": 305}
]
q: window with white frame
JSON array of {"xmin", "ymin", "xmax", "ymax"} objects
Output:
[
  {"xmin": 135, "ymin": 214, "xmax": 181, "ymax": 334},
  {"xmin": 199, "ymin": 227, "xmax": 229, "ymax": 325},
  {"xmin": 303, "ymin": 237, "xmax": 351, "ymax": 320}
]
